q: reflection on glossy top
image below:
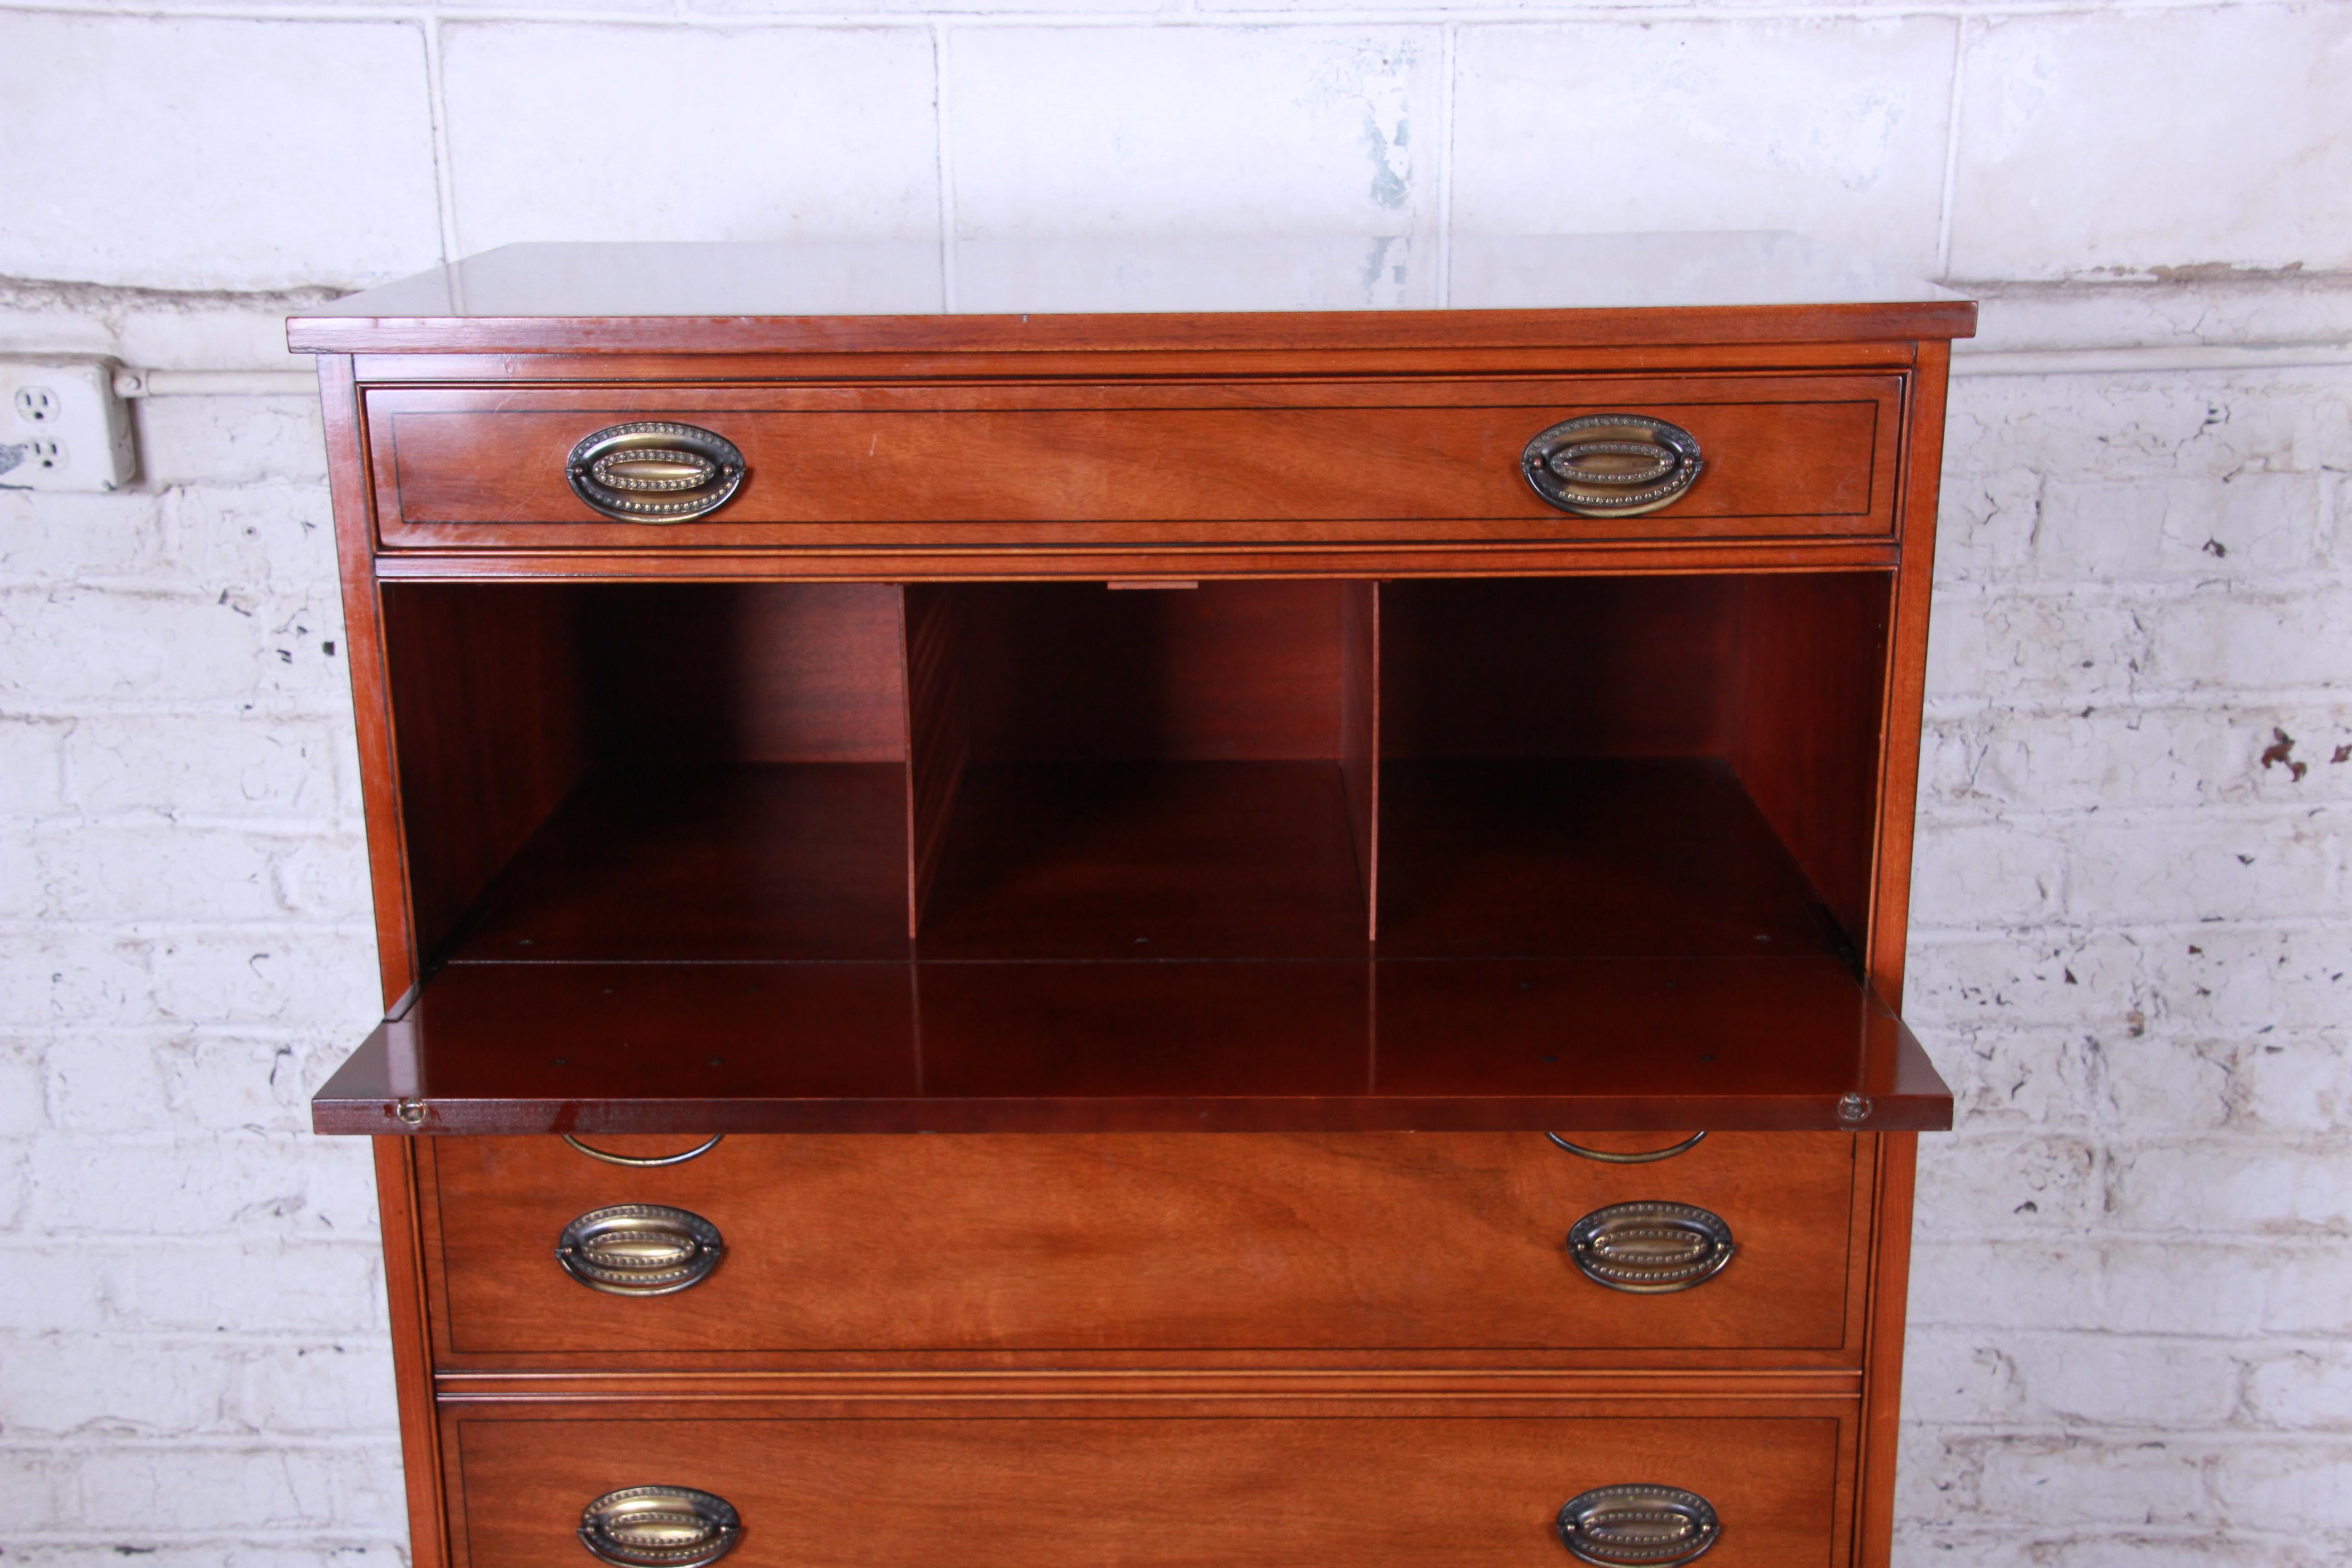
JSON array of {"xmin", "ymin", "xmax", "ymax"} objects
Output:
[{"xmin": 303, "ymin": 233, "xmax": 1965, "ymax": 320}]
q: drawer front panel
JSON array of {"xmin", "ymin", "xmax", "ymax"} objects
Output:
[
  {"xmin": 367, "ymin": 375, "xmax": 1903, "ymax": 549},
  {"xmin": 449, "ymin": 1407, "xmax": 1842, "ymax": 1568},
  {"xmin": 428, "ymin": 1131, "xmax": 1863, "ymax": 1357}
]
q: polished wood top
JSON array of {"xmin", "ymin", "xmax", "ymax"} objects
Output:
[{"xmin": 286, "ymin": 234, "xmax": 1976, "ymax": 354}]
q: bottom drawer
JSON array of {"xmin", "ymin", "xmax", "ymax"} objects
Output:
[{"xmin": 446, "ymin": 1404, "xmax": 1847, "ymax": 1567}]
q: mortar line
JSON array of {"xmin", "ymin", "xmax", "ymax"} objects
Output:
[
  {"xmin": 935, "ymin": 23, "xmax": 960, "ymax": 310},
  {"xmin": 1935, "ymin": 13, "xmax": 1967, "ymax": 279},
  {"xmin": 1435, "ymin": 20, "xmax": 1455, "ymax": 307},
  {"xmin": 0, "ymin": 0, "xmax": 2332, "ymax": 30},
  {"xmin": 419, "ymin": 12, "xmax": 462, "ymax": 265}
]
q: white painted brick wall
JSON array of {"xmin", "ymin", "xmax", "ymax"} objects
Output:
[{"xmin": 1, "ymin": 1, "xmax": 2346, "ymax": 1563}]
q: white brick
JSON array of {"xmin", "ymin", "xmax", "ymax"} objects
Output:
[
  {"xmin": 157, "ymin": 484, "xmax": 343, "ymax": 599},
  {"xmin": 0, "ymin": 15, "xmax": 442, "ymax": 290},
  {"xmin": 0, "ymin": 718, "xmax": 69, "ymax": 815},
  {"xmin": 233, "ymin": 1343, "xmax": 398, "ymax": 1436},
  {"xmin": 0, "ymin": 1334, "xmax": 239, "ymax": 1436},
  {"xmin": 952, "ymin": 29, "xmax": 1436, "ymax": 242},
  {"xmin": 1911, "ymin": 1240, "xmax": 2272, "ymax": 1337},
  {"xmin": 2142, "ymin": 584, "xmax": 2352, "ymax": 694},
  {"xmin": 0, "ymin": 1244, "xmax": 111, "ymax": 1333},
  {"xmin": 0, "ymin": 587, "xmax": 347, "ymax": 713},
  {"xmin": 133, "ymin": 397, "xmax": 328, "ymax": 490},
  {"xmin": 64, "ymin": 715, "xmax": 348, "ymax": 821},
  {"xmin": 1922, "ymin": 588, "xmax": 2152, "ymax": 706},
  {"xmin": 441, "ymin": 24, "xmax": 941, "ymax": 253},
  {"xmin": 2153, "ymin": 926, "xmax": 2352, "ymax": 1035},
  {"xmin": 0, "ymin": 1039, "xmax": 45, "ymax": 1136},
  {"xmin": 2012, "ymin": 1336, "xmax": 2244, "ymax": 1429},
  {"xmin": 1950, "ymin": 9, "xmax": 2352, "ymax": 278},
  {"xmin": 0, "ymin": 928, "xmax": 380, "ymax": 1031},
  {"xmin": 1904, "ymin": 928, "xmax": 2156, "ymax": 1026},
  {"xmin": 1891, "ymin": 1528, "xmax": 2303, "ymax": 1568},
  {"xmin": 1939, "ymin": 472, "xmax": 2330, "ymax": 588},
  {"xmin": 2208, "ymin": 1442, "xmax": 2352, "ymax": 1535},
  {"xmin": 1911, "ymin": 819, "xmax": 2071, "ymax": 926},
  {"xmin": 1901, "ymin": 1327, "xmax": 2033, "ymax": 1427},
  {"xmin": 0, "ymin": 1545, "xmax": 405, "ymax": 1568},
  {"xmin": 1452, "ymin": 20, "xmax": 1955, "ymax": 271},
  {"xmin": 1925, "ymin": 706, "xmax": 2352, "ymax": 813},
  {"xmin": 0, "ymin": 489, "xmax": 167, "ymax": 587},
  {"xmin": 2245, "ymin": 1348, "xmax": 2352, "ymax": 1431},
  {"xmin": 2233, "ymin": 1034, "xmax": 2352, "ymax": 1135},
  {"xmin": 1947, "ymin": 371, "xmax": 2352, "ymax": 485},
  {"xmin": 2107, "ymin": 1139, "xmax": 2352, "ymax": 1236},
  {"xmin": 1970, "ymin": 1433, "xmax": 2218, "ymax": 1527},
  {"xmin": 25, "ymin": 824, "xmax": 368, "ymax": 927},
  {"xmin": 0, "ymin": 1137, "xmax": 26, "ymax": 1229},
  {"xmin": 64, "ymin": 1440, "xmax": 399, "ymax": 1533},
  {"xmin": 45, "ymin": 1031, "xmax": 173, "ymax": 1132},
  {"xmin": 27, "ymin": 1135, "xmax": 377, "ymax": 1239},
  {"xmin": 103, "ymin": 1242, "xmax": 383, "ymax": 1337},
  {"xmin": 2064, "ymin": 812, "xmax": 2348, "ymax": 926},
  {"xmin": 2262, "ymin": 1246, "xmax": 2352, "ymax": 1336},
  {"xmin": 1914, "ymin": 1132, "xmax": 2104, "ymax": 1232},
  {"xmin": 33, "ymin": 823, "xmax": 301, "ymax": 923},
  {"xmin": 158, "ymin": 1036, "xmax": 357, "ymax": 1134}
]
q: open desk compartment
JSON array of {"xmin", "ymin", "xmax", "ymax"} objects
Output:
[{"xmin": 316, "ymin": 574, "xmax": 1949, "ymax": 1134}]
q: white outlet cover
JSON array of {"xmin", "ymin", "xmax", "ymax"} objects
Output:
[{"xmin": 0, "ymin": 359, "xmax": 137, "ymax": 491}]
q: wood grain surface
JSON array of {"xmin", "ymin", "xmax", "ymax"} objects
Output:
[
  {"xmin": 365, "ymin": 376, "xmax": 1900, "ymax": 551},
  {"xmin": 424, "ymin": 1130, "xmax": 1864, "ymax": 1360},
  {"xmin": 443, "ymin": 1404, "xmax": 1847, "ymax": 1568}
]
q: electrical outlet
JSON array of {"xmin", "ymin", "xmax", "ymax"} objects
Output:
[{"xmin": 0, "ymin": 359, "xmax": 136, "ymax": 491}]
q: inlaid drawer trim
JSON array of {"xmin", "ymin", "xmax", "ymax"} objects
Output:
[{"xmin": 364, "ymin": 374, "xmax": 1904, "ymax": 552}]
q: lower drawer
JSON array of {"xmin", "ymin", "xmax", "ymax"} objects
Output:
[
  {"xmin": 424, "ymin": 1131, "xmax": 1868, "ymax": 1361},
  {"xmin": 444, "ymin": 1405, "xmax": 1847, "ymax": 1568}
]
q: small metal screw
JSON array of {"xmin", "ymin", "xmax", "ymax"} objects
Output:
[
  {"xmin": 1835, "ymin": 1092, "xmax": 1873, "ymax": 1127},
  {"xmin": 395, "ymin": 1098, "xmax": 429, "ymax": 1127}
]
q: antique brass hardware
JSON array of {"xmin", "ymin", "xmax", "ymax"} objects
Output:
[
  {"xmin": 1556, "ymin": 1484, "xmax": 1720, "ymax": 1566},
  {"xmin": 563, "ymin": 1132, "xmax": 726, "ymax": 1167},
  {"xmin": 565, "ymin": 422, "xmax": 746, "ymax": 521},
  {"xmin": 1521, "ymin": 415, "xmax": 1704, "ymax": 517},
  {"xmin": 578, "ymin": 1485, "xmax": 741, "ymax": 1567},
  {"xmin": 556, "ymin": 1205, "xmax": 725, "ymax": 1295},
  {"xmin": 1546, "ymin": 1131, "xmax": 1707, "ymax": 1164},
  {"xmin": 1567, "ymin": 1201, "xmax": 1735, "ymax": 1294}
]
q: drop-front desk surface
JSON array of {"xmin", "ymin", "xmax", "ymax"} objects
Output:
[{"xmin": 292, "ymin": 233, "xmax": 1973, "ymax": 1568}]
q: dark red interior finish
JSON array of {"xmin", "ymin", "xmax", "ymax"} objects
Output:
[
  {"xmin": 310, "ymin": 954, "xmax": 1947, "ymax": 1134},
  {"xmin": 360, "ymin": 571, "xmax": 1923, "ymax": 1132}
]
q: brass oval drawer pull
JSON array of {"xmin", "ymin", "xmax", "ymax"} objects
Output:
[
  {"xmin": 567, "ymin": 422, "xmax": 746, "ymax": 521},
  {"xmin": 1546, "ymin": 1130, "xmax": 1707, "ymax": 1164},
  {"xmin": 579, "ymin": 1485, "xmax": 741, "ymax": 1567},
  {"xmin": 564, "ymin": 1132, "xmax": 726, "ymax": 1167},
  {"xmin": 1557, "ymin": 1484, "xmax": 1720, "ymax": 1566},
  {"xmin": 1567, "ymin": 1201, "xmax": 1735, "ymax": 1294},
  {"xmin": 557, "ymin": 1204, "xmax": 725, "ymax": 1295},
  {"xmin": 1522, "ymin": 415, "xmax": 1704, "ymax": 517}
]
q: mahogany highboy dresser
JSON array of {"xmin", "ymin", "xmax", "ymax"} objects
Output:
[{"xmin": 293, "ymin": 235, "xmax": 1974, "ymax": 1568}]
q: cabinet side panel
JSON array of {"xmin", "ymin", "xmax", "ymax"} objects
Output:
[
  {"xmin": 318, "ymin": 356, "xmax": 415, "ymax": 1002},
  {"xmin": 1857, "ymin": 1132, "xmax": 1920, "ymax": 1568},
  {"xmin": 1725, "ymin": 572, "xmax": 1891, "ymax": 953},
  {"xmin": 380, "ymin": 583, "xmax": 590, "ymax": 960},
  {"xmin": 1868, "ymin": 342, "xmax": 1951, "ymax": 1002},
  {"xmin": 373, "ymin": 1135, "xmax": 449, "ymax": 1568}
]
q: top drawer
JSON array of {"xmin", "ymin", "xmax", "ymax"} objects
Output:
[{"xmin": 364, "ymin": 374, "xmax": 1905, "ymax": 551}]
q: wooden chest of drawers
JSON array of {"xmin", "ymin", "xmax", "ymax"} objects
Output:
[{"xmin": 296, "ymin": 235, "xmax": 1971, "ymax": 1568}]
